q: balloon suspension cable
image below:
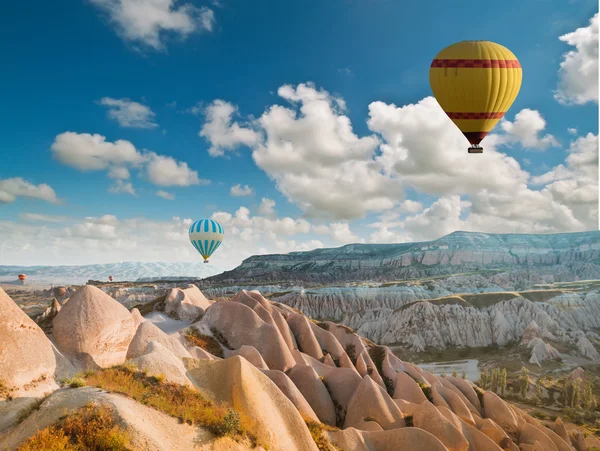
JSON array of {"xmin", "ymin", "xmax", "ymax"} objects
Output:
[{"xmin": 468, "ymin": 144, "xmax": 483, "ymax": 154}]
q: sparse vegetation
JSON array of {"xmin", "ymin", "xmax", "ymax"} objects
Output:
[
  {"xmin": 305, "ymin": 421, "xmax": 342, "ymax": 451},
  {"xmin": 419, "ymin": 383, "xmax": 433, "ymax": 402},
  {"xmin": 17, "ymin": 404, "xmax": 132, "ymax": 451},
  {"xmin": 316, "ymin": 321, "xmax": 330, "ymax": 331},
  {"xmin": 210, "ymin": 327, "xmax": 232, "ymax": 350},
  {"xmin": 82, "ymin": 365, "xmax": 251, "ymax": 441},
  {"xmin": 404, "ymin": 415, "xmax": 414, "ymax": 427},
  {"xmin": 519, "ymin": 367, "xmax": 529, "ymax": 400},
  {"xmin": 184, "ymin": 327, "xmax": 224, "ymax": 358},
  {"xmin": 367, "ymin": 346, "xmax": 394, "ymax": 396},
  {"xmin": 345, "ymin": 344, "xmax": 357, "ymax": 364},
  {"xmin": 61, "ymin": 377, "xmax": 87, "ymax": 388},
  {"xmin": 16, "ymin": 395, "xmax": 49, "ymax": 424}
]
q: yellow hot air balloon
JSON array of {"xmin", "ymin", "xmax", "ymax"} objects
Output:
[{"xmin": 429, "ymin": 40, "xmax": 522, "ymax": 153}]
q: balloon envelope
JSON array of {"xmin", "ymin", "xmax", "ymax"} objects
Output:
[
  {"xmin": 189, "ymin": 219, "xmax": 224, "ymax": 262},
  {"xmin": 18, "ymin": 274, "xmax": 26, "ymax": 281},
  {"xmin": 429, "ymin": 40, "xmax": 522, "ymax": 150}
]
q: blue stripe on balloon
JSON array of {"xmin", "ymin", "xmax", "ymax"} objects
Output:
[
  {"xmin": 204, "ymin": 240, "xmax": 209, "ymax": 254},
  {"xmin": 211, "ymin": 220, "xmax": 217, "ymax": 233},
  {"xmin": 209, "ymin": 240, "xmax": 216, "ymax": 255},
  {"xmin": 194, "ymin": 221, "xmax": 200, "ymax": 233},
  {"xmin": 197, "ymin": 240, "xmax": 205, "ymax": 255},
  {"xmin": 212, "ymin": 241, "xmax": 222, "ymax": 253},
  {"xmin": 191, "ymin": 240, "xmax": 200, "ymax": 254},
  {"xmin": 203, "ymin": 221, "xmax": 209, "ymax": 232}
]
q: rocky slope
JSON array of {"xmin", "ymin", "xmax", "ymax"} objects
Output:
[
  {"xmin": 204, "ymin": 230, "xmax": 600, "ymax": 285},
  {"xmin": 1, "ymin": 285, "xmax": 597, "ymax": 450}
]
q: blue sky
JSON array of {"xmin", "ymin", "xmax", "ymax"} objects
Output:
[{"xmin": 0, "ymin": 0, "xmax": 598, "ymax": 268}]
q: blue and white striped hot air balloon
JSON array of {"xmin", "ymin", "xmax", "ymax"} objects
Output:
[{"xmin": 189, "ymin": 219, "xmax": 224, "ymax": 263}]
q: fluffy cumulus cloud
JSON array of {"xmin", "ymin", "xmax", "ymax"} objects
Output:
[
  {"xmin": 0, "ymin": 178, "xmax": 59, "ymax": 204},
  {"xmin": 50, "ymin": 132, "xmax": 205, "ymax": 192},
  {"xmin": 90, "ymin": 0, "xmax": 215, "ymax": 50},
  {"xmin": 499, "ymin": 109, "xmax": 559, "ymax": 150},
  {"xmin": 257, "ymin": 197, "xmax": 275, "ymax": 216},
  {"xmin": 199, "ymin": 100, "xmax": 261, "ymax": 157},
  {"xmin": 98, "ymin": 97, "xmax": 158, "ymax": 128},
  {"xmin": 19, "ymin": 213, "xmax": 69, "ymax": 223},
  {"xmin": 312, "ymin": 222, "xmax": 360, "ymax": 244},
  {"xmin": 555, "ymin": 13, "xmax": 599, "ymax": 105},
  {"xmin": 230, "ymin": 184, "xmax": 254, "ymax": 197},
  {"xmin": 200, "ymin": 81, "xmax": 597, "ymax": 235}
]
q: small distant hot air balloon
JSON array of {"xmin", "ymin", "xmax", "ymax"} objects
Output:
[
  {"xmin": 108, "ymin": 276, "xmax": 114, "ymax": 282},
  {"xmin": 18, "ymin": 274, "xmax": 26, "ymax": 282},
  {"xmin": 429, "ymin": 40, "xmax": 522, "ymax": 153},
  {"xmin": 189, "ymin": 219, "xmax": 224, "ymax": 263}
]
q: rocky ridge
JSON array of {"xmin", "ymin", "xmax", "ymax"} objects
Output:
[{"xmin": 1, "ymin": 285, "xmax": 596, "ymax": 450}]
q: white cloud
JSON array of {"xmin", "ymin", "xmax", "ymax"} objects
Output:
[
  {"xmin": 312, "ymin": 222, "xmax": 360, "ymax": 244},
  {"xmin": 230, "ymin": 184, "xmax": 254, "ymax": 197},
  {"xmin": 0, "ymin": 178, "xmax": 59, "ymax": 204},
  {"xmin": 499, "ymin": 109, "xmax": 559, "ymax": 150},
  {"xmin": 402, "ymin": 196, "xmax": 470, "ymax": 241},
  {"xmin": 200, "ymin": 100, "xmax": 261, "ymax": 157},
  {"xmin": 367, "ymin": 97, "xmax": 530, "ymax": 197},
  {"xmin": 145, "ymin": 153, "xmax": 204, "ymax": 186},
  {"xmin": 399, "ymin": 199, "xmax": 423, "ymax": 213},
  {"xmin": 109, "ymin": 180, "xmax": 136, "ymax": 195},
  {"xmin": 51, "ymin": 132, "xmax": 145, "ymax": 171},
  {"xmin": 156, "ymin": 190, "xmax": 175, "ymax": 200},
  {"xmin": 51, "ymin": 132, "xmax": 206, "ymax": 190},
  {"xmin": 90, "ymin": 0, "xmax": 215, "ymax": 50},
  {"xmin": 19, "ymin": 213, "xmax": 69, "ymax": 223},
  {"xmin": 258, "ymin": 197, "xmax": 275, "ymax": 216},
  {"xmin": 555, "ymin": 13, "xmax": 598, "ymax": 105},
  {"xmin": 568, "ymin": 128, "xmax": 578, "ymax": 135},
  {"xmin": 98, "ymin": 97, "xmax": 158, "ymax": 128}
]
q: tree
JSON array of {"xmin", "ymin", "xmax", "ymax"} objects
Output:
[
  {"xmin": 519, "ymin": 367, "xmax": 529, "ymax": 400},
  {"xmin": 461, "ymin": 371, "xmax": 466, "ymax": 380},
  {"xmin": 490, "ymin": 368, "xmax": 499, "ymax": 394},
  {"xmin": 564, "ymin": 378, "xmax": 581, "ymax": 409},
  {"xmin": 479, "ymin": 368, "xmax": 489, "ymax": 390},
  {"xmin": 452, "ymin": 371, "xmax": 458, "ymax": 378},
  {"xmin": 500, "ymin": 368, "xmax": 507, "ymax": 396},
  {"xmin": 582, "ymin": 380, "xmax": 596, "ymax": 411}
]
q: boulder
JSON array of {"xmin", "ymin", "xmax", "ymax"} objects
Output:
[
  {"xmin": 164, "ymin": 285, "xmax": 212, "ymax": 321},
  {"xmin": 287, "ymin": 364, "xmax": 336, "ymax": 426},
  {"xmin": 201, "ymin": 301, "xmax": 295, "ymax": 371},
  {"xmin": 186, "ymin": 356, "xmax": 318, "ymax": 451},
  {"xmin": 328, "ymin": 427, "xmax": 448, "ymax": 451},
  {"xmin": 126, "ymin": 321, "xmax": 192, "ymax": 360},
  {"xmin": 52, "ymin": 285, "xmax": 136, "ymax": 368},
  {"xmin": 344, "ymin": 376, "xmax": 405, "ymax": 430},
  {"xmin": 412, "ymin": 400, "xmax": 469, "ymax": 451},
  {"xmin": 482, "ymin": 391, "xmax": 520, "ymax": 439},
  {"xmin": 447, "ymin": 376, "xmax": 483, "ymax": 414},
  {"xmin": 129, "ymin": 341, "xmax": 192, "ymax": 387},
  {"xmin": 392, "ymin": 371, "xmax": 429, "ymax": 404},
  {"xmin": 225, "ymin": 345, "xmax": 268, "ymax": 369},
  {"xmin": 519, "ymin": 423, "xmax": 558, "ymax": 451},
  {"xmin": 0, "ymin": 288, "xmax": 57, "ymax": 393},
  {"xmin": 259, "ymin": 369, "xmax": 319, "ymax": 422},
  {"xmin": 286, "ymin": 314, "xmax": 323, "ymax": 360}
]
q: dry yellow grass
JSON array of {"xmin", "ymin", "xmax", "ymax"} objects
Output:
[{"xmin": 17, "ymin": 404, "xmax": 131, "ymax": 451}]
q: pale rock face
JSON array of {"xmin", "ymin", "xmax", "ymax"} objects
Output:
[
  {"xmin": 521, "ymin": 321, "xmax": 541, "ymax": 346},
  {"xmin": 344, "ymin": 376, "xmax": 405, "ymax": 430},
  {"xmin": 528, "ymin": 338, "xmax": 561, "ymax": 366},
  {"xmin": 437, "ymin": 406, "xmax": 503, "ymax": 451},
  {"xmin": 186, "ymin": 356, "xmax": 319, "ymax": 451},
  {"xmin": 482, "ymin": 392, "xmax": 519, "ymax": 439},
  {"xmin": 328, "ymin": 426, "xmax": 449, "ymax": 451},
  {"xmin": 392, "ymin": 371, "xmax": 428, "ymax": 405},
  {"xmin": 436, "ymin": 384, "xmax": 475, "ymax": 426},
  {"xmin": 287, "ymin": 364, "xmax": 336, "ymax": 426},
  {"xmin": 131, "ymin": 308, "xmax": 145, "ymax": 328},
  {"xmin": 188, "ymin": 346, "xmax": 219, "ymax": 360},
  {"xmin": 437, "ymin": 378, "xmax": 480, "ymax": 418},
  {"xmin": 164, "ymin": 285, "xmax": 212, "ymax": 321},
  {"xmin": 552, "ymin": 417, "xmax": 571, "ymax": 445},
  {"xmin": 412, "ymin": 401, "xmax": 469, "ymax": 451},
  {"xmin": 576, "ymin": 336, "xmax": 600, "ymax": 360},
  {"xmin": 0, "ymin": 288, "xmax": 57, "ymax": 395},
  {"xmin": 527, "ymin": 422, "xmax": 573, "ymax": 451},
  {"xmin": 286, "ymin": 313, "xmax": 324, "ymax": 360},
  {"xmin": 310, "ymin": 322, "xmax": 346, "ymax": 358},
  {"xmin": 321, "ymin": 367, "xmax": 363, "ymax": 421},
  {"xmin": 129, "ymin": 341, "xmax": 193, "ymax": 387},
  {"xmin": 225, "ymin": 345, "xmax": 269, "ymax": 369},
  {"xmin": 126, "ymin": 321, "xmax": 192, "ymax": 360},
  {"xmin": 446, "ymin": 376, "xmax": 482, "ymax": 414},
  {"xmin": 323, "ymin": 353, "xmax": 336, "ymax": 367},
  {"xmin": 232, "ymin": 290, "xmax": 276, "ymax": 326},
  {"xmin": 259, "ymin": 369, "xmax": 319, "ymax": 422},
  {"xmin": 201, "ymin": 301, "xmax": 295, "ymax": 371},
  {"xmin": 519, "ymin": 423, "xmax": 559, "ymax": 451},
  {"xmin": 356, "ymin": 350, "xmax": 386, "ymax": 389},
  {"xmin": 52, "ymin": 285, "xmax": 136, "ymax": 368}
]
